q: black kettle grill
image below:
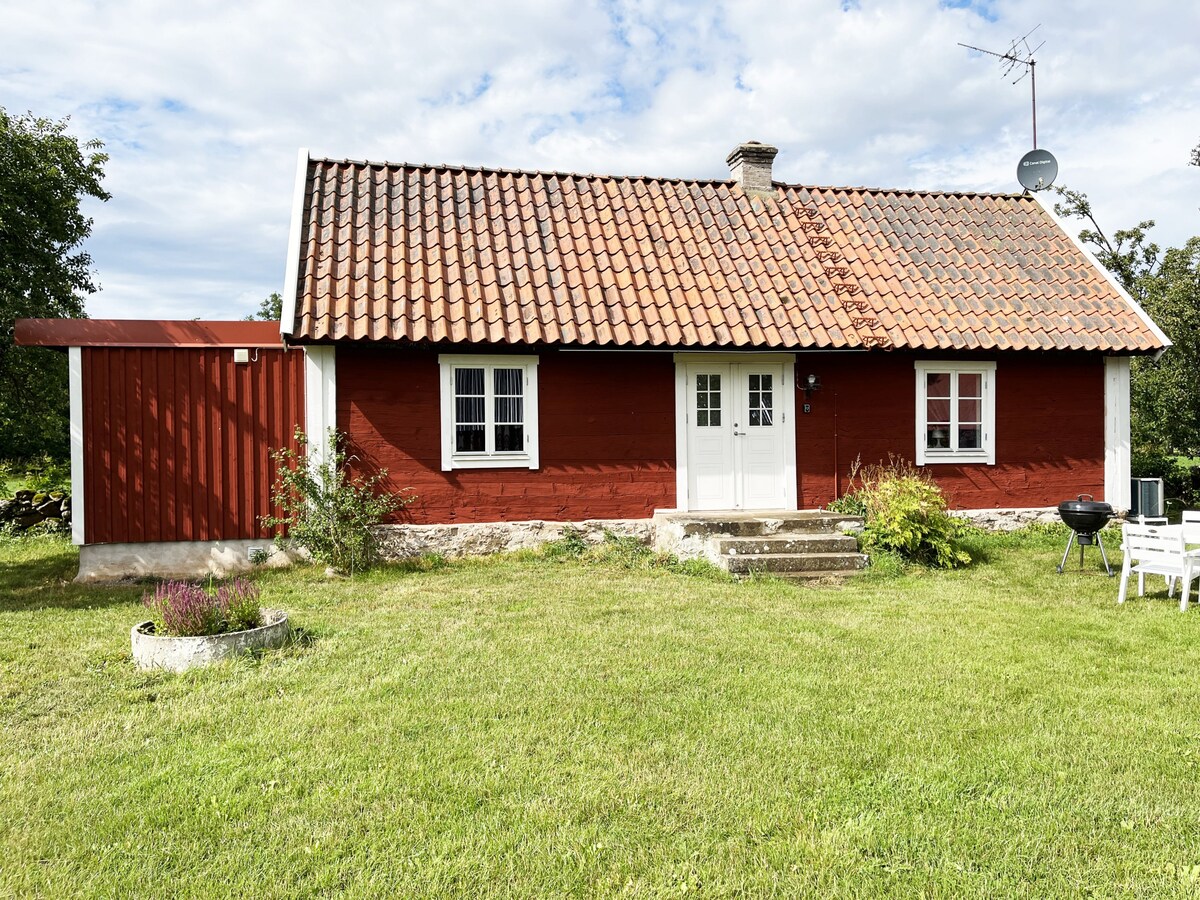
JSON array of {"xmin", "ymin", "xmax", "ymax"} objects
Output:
[{"xmin": 1056, "ymin": 493, "xmax": 1115, "ymax": 576}]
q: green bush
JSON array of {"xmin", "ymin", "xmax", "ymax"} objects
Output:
[
  {"xmin": 263, "ymin": 428, "xmax": 412, "ymax": 575},
  {"xmin": 825, "ymin": 492, "xmax": 867, "ymax": 517},
  {"xmin": 853, "ymin": 458, "xmax": 972, "ymax": 569}
]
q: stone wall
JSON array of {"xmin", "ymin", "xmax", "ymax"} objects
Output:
[
  {"xmin": 373, "ymin": 519, "xmax": 655, "ymax": 560},
  {"xmin": 0, "ymin": 490, "xmax": 71, "ymax": 533},
  {"xmin": 950, "ymin": 507, "xmax": 1061, "ymax": 531}
]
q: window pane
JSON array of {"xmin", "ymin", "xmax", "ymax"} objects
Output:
[
  {"xmin": 456, "ymin": 424, "xmax": 485, "ymax": 452},
  {"xmin": 495, "ymin": 396, "xmax": 523, "ymax": 425},
  {"xmin": 926, "ymin": 424, "xmax": 951, "ymax": 449},
  {"xmin": 926, "ymin": 399, "xmax": 950, "ymax": 423},
  {"xmin": 958, "ymin": 373, "xmax": 981, "ymax": 398},
  {"xmin": 494, "ymin": 367, "xmax": 523, "ymax": 396},
  {"xmin": 456, "ymin": 396, "xmax": 485, "ymax": 425},
  {"xmin": 455, "ymin": 367, "xmax": 484, "ymax": 396},
  {"xmin": 959, "ymin": 426, "xmax": 981, "ymax": 450},
  {"xmin": 926, "ymin": 372, "xmax": 951, "ymax": 398},
  {"xmin": 696, "ymin": 372, "xmax": 721, "ymax": 427},
  {"xmin": 959, "ymin": 398, "xmax": 980, "ymax": 424},
  {"xmin": 495, "ymin": 423, "xmax": 523, "ymax": 451}
]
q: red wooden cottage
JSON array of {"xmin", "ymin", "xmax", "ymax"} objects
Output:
[{"xmin": 17, "ymin": 142, "xmax": 1169, "ymax": 579}]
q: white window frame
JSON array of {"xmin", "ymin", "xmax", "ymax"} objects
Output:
[
  {"xmin": 914, "ymin": 360, "xmax": 996, "ymax": 465},
  {"xmin": 438, "ymin": 355, "xmax": 539, "ymax": 471}
]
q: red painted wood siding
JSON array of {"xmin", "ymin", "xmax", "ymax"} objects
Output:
[
  {"xmin": 341, "ymin": 348, "xmax": 1105, "ymax": 520},
  {"xmin": 338, "ymin": 348, "xmax": 677, "ymax": 523},
  {"xmin": 81, "ymin": 347, "xmax": 305, "ymax": 544},
  {"xmin": 795, "ymin": 353, "xmax": 1106, "ymax": 508}
]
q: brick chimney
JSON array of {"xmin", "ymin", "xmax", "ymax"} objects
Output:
[{"xmin": 726, "ymin": 141, "xmax": 779, "ymax": 195}]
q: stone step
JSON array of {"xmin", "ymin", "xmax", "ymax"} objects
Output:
[
  {"xmin": 661, "ymin": 511, "xmax": 864, "ymax": 538},
  {"xmin": 717, "ymin": 533, "xmax": 860, "ymax": 555},
  {"xmin": 723, "ymin": 552, "xmax": 869, "ymax": 576}
]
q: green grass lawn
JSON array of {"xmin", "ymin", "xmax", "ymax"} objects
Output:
[{"xmin": 3, "ymin": 530, "xmax": 1200, "ymax": 898}]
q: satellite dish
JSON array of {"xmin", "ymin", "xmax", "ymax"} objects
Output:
[{"xmin": 1017, "ymin": 148, "xmax": 1058, "ymax": 191}]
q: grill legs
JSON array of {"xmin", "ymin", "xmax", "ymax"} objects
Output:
[
  {"xmin": 1057, "ymin": 530, "xmax": 1077, "ymax": 574},
  {"xmin": 1057, "ymin": 530, "xmax": 1114, "ymax": 577}
]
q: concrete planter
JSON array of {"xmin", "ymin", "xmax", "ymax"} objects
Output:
[{"xmin": 131, "ymin": 609, "xmax": 290, "ymax": 672}]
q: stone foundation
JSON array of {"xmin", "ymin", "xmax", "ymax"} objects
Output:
[
  {"xmin": 72, "ymin": 508, "xmax": 1073, "ymax": 580},
  {"xmin": 373, "ymin": 519, "xmax": 654, "ymax": 560},
  {"xmin": 950, "ymin": 507, "xmax": 1061, "ymax": 531},
  {"xmin": 77, "ymin": 540, "xmax": 305, "ymax": 583}
]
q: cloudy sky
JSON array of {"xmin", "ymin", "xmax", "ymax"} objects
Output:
[{"xmin": 3, "ymin": 0, "xmax": 1196, "ymax": 320}]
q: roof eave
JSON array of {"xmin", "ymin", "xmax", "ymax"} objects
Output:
[{"xmin": 1032, "ymin": 191, "xmax": 1172, "ymax": 359}]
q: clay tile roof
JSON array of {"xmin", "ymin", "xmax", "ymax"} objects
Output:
[{"xmin": 286, "ymin": 157, "xmax": 1168, "ymax": 353}]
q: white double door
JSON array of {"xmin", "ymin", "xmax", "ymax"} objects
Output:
[{"xmin": 681, "ymin": 356, "xmax": 796, "ymax": 511}]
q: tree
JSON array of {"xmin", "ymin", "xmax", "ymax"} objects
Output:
[
  {"xmin": 1055, "ymin": 186, "xmax": 1200, "ymax": 460},
  {"xmin": 246, "ymin": 292, "xmax": 283, "ymax": 321},
  {"xmin": 0, "ymin": 109, "xmax": 109, "ymax": 462}
]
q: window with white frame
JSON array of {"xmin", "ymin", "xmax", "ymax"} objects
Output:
[
  {"xmin": 914, "ymin": 361, "xmax": 996, "ymax": 465},
  {"xmin": 438, "ymin": 355, "xmax": 539, "ymax": 470}
]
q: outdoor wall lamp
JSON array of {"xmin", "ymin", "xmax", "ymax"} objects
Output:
[{"xmin": 804, "ymin": 374, "xmax": 821, "ymax": 398}]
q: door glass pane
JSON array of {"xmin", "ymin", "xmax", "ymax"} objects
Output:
[
  {"xmin": 696, "ymin": 373, "xmax": 721, "ymax": 427},
  {"xmin": 748, "ymin": 373, "xmax": 773, "ymax": 427}
]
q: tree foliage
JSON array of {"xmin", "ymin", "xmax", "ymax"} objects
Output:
[
  {"xmin": 246, "ymin": 291, "xmax": 283, "ymax": 321},
  {"xmin": 1055, "ymin": 186, "xmax": 1200, "ymax": 458},
  {"xmin": 0, "ymin": 109, "xmax": 109, "ymax": 461}
]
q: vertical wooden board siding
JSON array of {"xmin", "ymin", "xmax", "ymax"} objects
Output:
[
  {"xmin": 81, "ymin": 347, "xmax": 304, "ymax": 544},
  {"xmin": 337, "ymin": 347, "xmax": 678, "ymax": 524},
  {"xmin": 794, "ymin": 352, "xmax": 1106, "ymax": 509}
]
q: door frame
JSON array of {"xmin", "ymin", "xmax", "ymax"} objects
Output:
[{"xmin": 673, "ymin": 352, "xmax": 798, "ymax": 512}]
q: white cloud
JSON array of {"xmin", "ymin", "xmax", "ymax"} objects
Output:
[{"xmin": 2, "ymin": 0, "xmax": 1196, "ymax": 319}]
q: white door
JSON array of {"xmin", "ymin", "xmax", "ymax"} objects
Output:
[{"xmin": 684, "ymin": 360, "xmax": 792, "ymax": 511}]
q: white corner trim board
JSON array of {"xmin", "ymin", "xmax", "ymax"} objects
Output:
[
  {"xmin": 279, "ymin": 147, "xmax": 310, "ymax": 338},
  {"xmin": 1104, "ymin": 357, "xmax": 1132, "ymax": 510},
  {"xmin": 304, "ymin": 346, "xmax": 337, "ymax": 469},
  {"xmin": 68, "ymin": 346, "xmax": 84, "ymax": 545}
]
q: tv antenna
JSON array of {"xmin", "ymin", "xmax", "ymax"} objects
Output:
[{"xmin": 959, "ymin": 25, "xmax": 1045, "ymax": 149}]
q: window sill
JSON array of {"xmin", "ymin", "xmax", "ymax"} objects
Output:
[
  {"xmin": 919, "ymin": 453, "xmax": 994, "ymax": 466},
  {"xmin": 446, "ymin": 454, "xmax": 535, "ymax": 471}
]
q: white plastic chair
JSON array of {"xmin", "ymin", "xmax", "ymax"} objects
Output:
[
  {"xmin": 1118, "ymin": 523, "xmax": 1200, "ymax": 612},
  {"xmin": 1182, "ymin": 510, "xmax": 1200, "ymax": 538}
]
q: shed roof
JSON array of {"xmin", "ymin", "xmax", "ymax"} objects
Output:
[
  {"xmin": 284, "ymin": 156, "xmax": 1167, "ymax": 353},
  {"xmin": 14, "ymin": 319, "xmax": 285, "ymax": 349}
]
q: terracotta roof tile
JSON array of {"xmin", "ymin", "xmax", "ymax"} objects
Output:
[{"xmin": 287, "ymin": 158, "xmax": 1166, "ymax": 353}]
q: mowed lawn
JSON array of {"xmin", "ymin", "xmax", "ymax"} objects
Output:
[{"xmin": 3, "ymin": 530, "xmax": 1200, "ymax": 898}]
